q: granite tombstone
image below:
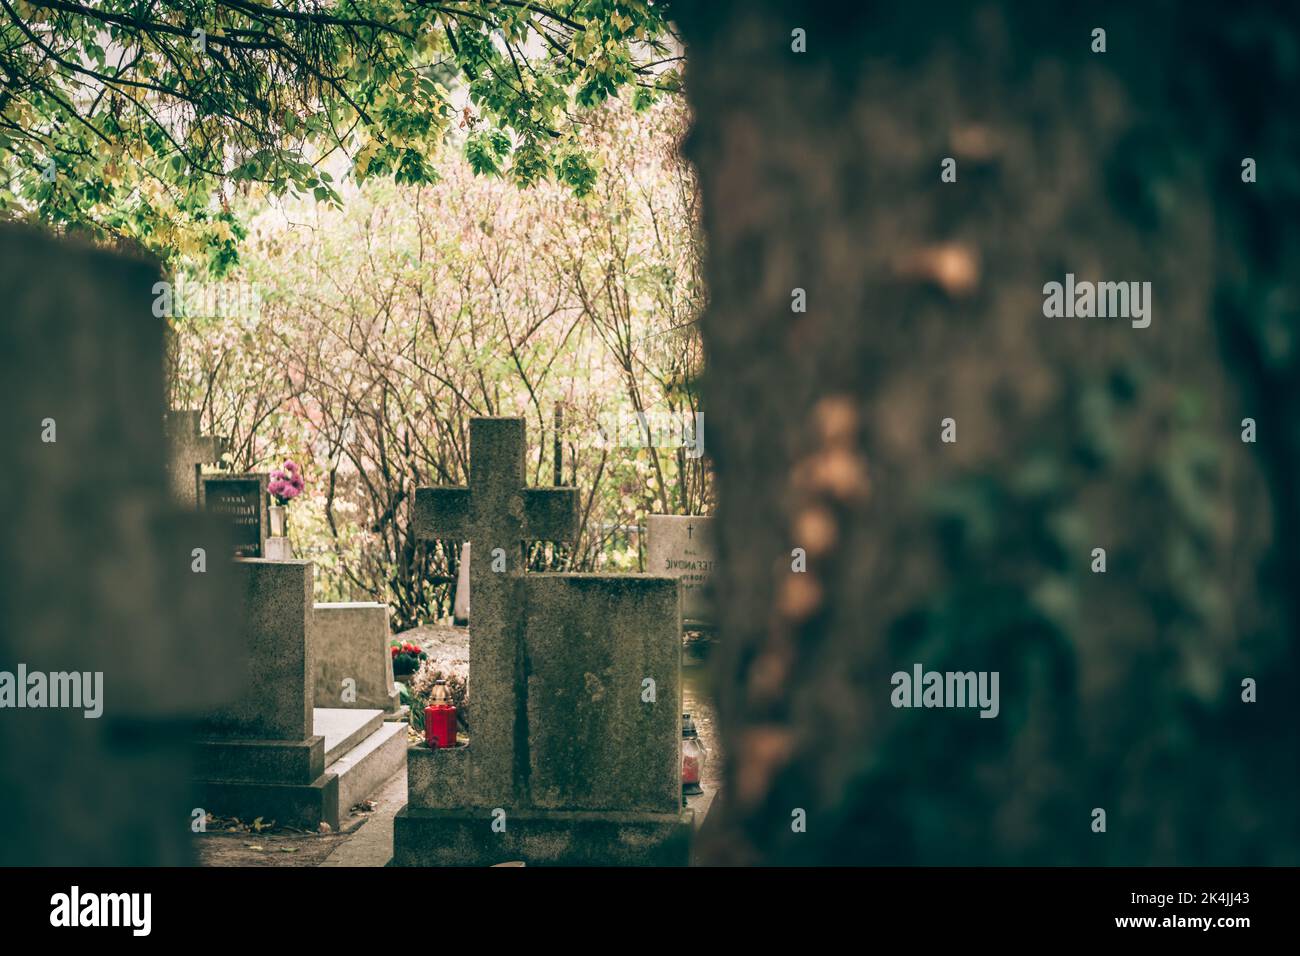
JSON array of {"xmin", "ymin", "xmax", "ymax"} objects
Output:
[{"xmin": 204, "ymin": 474, "xmax": 268, "ymax": 558}]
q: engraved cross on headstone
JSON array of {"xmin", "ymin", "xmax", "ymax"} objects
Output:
[
  {"xmin": 413, "ymin": 417, "xmax": 578, "ymax": 799},
  {"xmin": 164, "ymin": 410, "xmax": 227, "ymax": 509}
]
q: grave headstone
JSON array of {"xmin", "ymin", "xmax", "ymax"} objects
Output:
[
  {"xmin": 0, "ymin": 223, "xmax": 242, "ymax": 865},
  {"xmin": 164, "ymin": 409, "xmax": 227, "ymax": 508},
  {"xmin": 194, "ymin": 559, "xmax": 340, "ymax": 830},
  {"xmin": 393, "ymin": 418, "xmax": 691, "ymax": 866},
  {"xmin": 645, "ymin": 515, "xmax": 717, "ymax": 628},
  {"xmin": 314, "ymin": 602, "xmax": 403, "ymax": 718},
  {"xmin": 203, "ymin": 473, "xmax": 268, "ymax": 558}
]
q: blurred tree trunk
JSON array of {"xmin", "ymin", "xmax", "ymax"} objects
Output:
[{"xmin": 675, "ymin": 0, "xmax": 1300, "ymax": 864}]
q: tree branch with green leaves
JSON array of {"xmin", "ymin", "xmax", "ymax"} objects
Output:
[{"xmin": 0, "ymin": 0, "xmax": 679, "ymax": 269}]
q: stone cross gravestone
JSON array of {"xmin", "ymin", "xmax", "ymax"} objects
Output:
[
  {"xmin": 164, "ymin": 409, "xmax": 227, "ymax": 508},
  {"xmin": 203, "ymin": 473, "xmax": 268, "ymax": 558},
  {"xmin": 393, "ymin": 418, "xmax": 691, "ymax": 866},
  {"xmin": 645, "ymin": 515, "xmax": 717, "ymax": 628}
]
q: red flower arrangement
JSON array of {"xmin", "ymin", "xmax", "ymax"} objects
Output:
[{"xmin": 390, "ymin": 641, "xmax": 428, "ymax": 677}]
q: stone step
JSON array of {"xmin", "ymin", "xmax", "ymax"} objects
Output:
[
  {"xmin": 327, "ymin": 720, "xmax": 408, "ymax": 814},
  {"xmin": 315, "ymin": 708, "xmax": 384, "ymax": 764}
]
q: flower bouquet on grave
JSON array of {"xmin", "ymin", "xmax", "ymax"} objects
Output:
[
  {"xmin": 267, "ymin": 459, "xmax": 305, "ymax": 536},
  {"xmin": 390, "ymin": 641, "xmax": 428, "ymax": 678}
]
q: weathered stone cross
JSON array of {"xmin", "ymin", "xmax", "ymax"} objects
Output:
[
  {"xmin": 413, "ymin": 417, "xmax": 578, "ymax": 799},
  {"xmin": 164, "ymin": 410, "xmax": 227, "ymax": 509},
  {"xmin": 398, "ymin": 416, "xmax": 688, "ymax": 863}
]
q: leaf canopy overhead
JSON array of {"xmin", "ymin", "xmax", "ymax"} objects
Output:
[{"xmin": 0, "ymin": 0, "xmax": 678, "ymax": 267}]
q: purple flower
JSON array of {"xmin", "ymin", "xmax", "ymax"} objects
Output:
[{"xmin": 270, "ymin": 459, "xmax": 305, "ymax": 505}]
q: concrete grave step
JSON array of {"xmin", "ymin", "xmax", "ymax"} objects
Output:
[
  {"xmin": 326, "ymin": 721, "xmax": 408, "ymax": 813},
  {"xmin": 315, "ymin": 708, "xmax": 384, "ymax": 764}
]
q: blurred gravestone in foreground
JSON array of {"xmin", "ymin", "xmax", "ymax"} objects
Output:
[
  {"xmin": 0, "ymin": 224, "xmax": 242, "ymax": 865},
  {"xmin": 676, "ymin": 1, "xmax": 1300, "ymax": 864}
]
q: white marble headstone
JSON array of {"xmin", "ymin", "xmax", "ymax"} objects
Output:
[{"xmin": 645, "ymin": 515, "xmax": 716, "ymax": 627}]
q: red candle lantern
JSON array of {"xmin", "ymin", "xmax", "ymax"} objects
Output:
[
  {"xmin": 424, "ymin": 679, "xmax": 457, "ymax": 749},
  {"xmin": 682, "ymin": 712, "xmax": 706, "ymax": 795}
]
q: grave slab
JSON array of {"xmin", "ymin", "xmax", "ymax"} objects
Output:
[
  {"xmin": 328, "ymin": 720, "xmax": 407, "ymax": 814},
  {"xmin": 524, "ymin": 574, "xmax": 681, "ymax": 813},
  {"xmin": 316, "ymin": 707, "xmax": 407, "ymax": 814},
  {"xmin": 317, "ymin": 708, "xmax": 385, "ymax": 763}
]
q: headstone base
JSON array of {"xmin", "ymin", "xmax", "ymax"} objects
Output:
[
  {"xmin": 316, "ymin": 708, "xmax": 408, "ymax": 813},
  {"xmin": 195, "ymin": 709, "xmax": 409, "ymax": 831},
  {"xmin": 193, "ymin": 734, "xmax": 339, "ymax": 830},
  {"xmin": 391, "ymin": 804, "xmax": 694, "ymax": 867},
  {"xmin": 326, "ymin": 719, "xmax": 408, "ymax": 813}
]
